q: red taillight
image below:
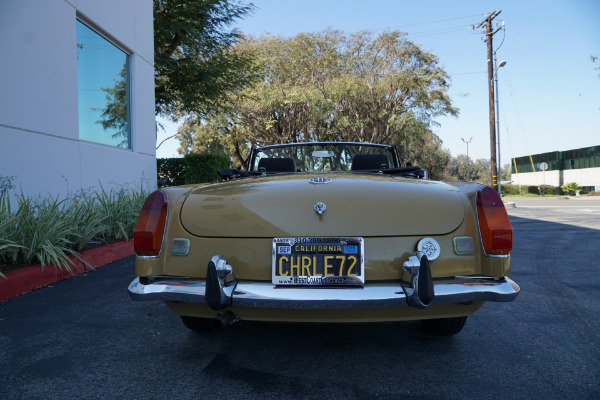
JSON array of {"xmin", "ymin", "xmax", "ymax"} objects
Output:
[
  {"xmin": 476, "ymin": 186, "xmax": 512, "ymax": 255},
  {"xmin": 134, "ymin": 190, "xmax": 168, "ymax": 256}
]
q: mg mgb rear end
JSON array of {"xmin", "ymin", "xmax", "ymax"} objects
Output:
[{"xmin": 128, "ymin": 142, "xmax": 519, "ymax": 335}]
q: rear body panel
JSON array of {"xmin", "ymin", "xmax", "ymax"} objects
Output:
[
  {"xmin": 131, "ymin": 162, "xmax": 517, "ymax": 324},
  {"xmin": 136, "ymin": 176, "xmax": 510, "ymax": 282}
]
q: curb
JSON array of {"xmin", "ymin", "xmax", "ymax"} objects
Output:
[{"xmin": 0, "ymin": 240, "xmax": 134, "ymax": 302}]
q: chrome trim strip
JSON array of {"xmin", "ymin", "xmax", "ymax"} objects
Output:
[
  {"xmin": 255, "ymin": 142, "xmax": 393, "ymax": 151},
  {"xmin": 128, "ymin": 276, "xmax": 520, "ymax": 310}
]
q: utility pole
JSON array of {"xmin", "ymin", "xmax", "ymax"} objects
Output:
[
  {"xmin": 476, "ymin": 10, "xmax": 502, "ymax": 191},
  {"xmin": 495, "ymin": 55, "xmax": 507, "ymax": 194}
]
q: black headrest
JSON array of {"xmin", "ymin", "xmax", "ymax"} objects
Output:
[
  {"xmin": 351, "ymin": 154, "xmax": 390, "ymax": 170},
  {"xmin": 258, "ymin": 157, "xmax": 297, "ymax": 172}
]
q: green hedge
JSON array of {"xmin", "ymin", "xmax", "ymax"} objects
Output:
[
  {"xmin": 157, "ymin": 154, "xmax": 230, "ymax": 187},
  {"xmin": 184, "ymin": 154, "xmax": 230, "ymax": 184},
  {"xmin": 501, "ymin": 184, "xmax": 557, "ymax": 196},
  {"xmin": 501, "ymin": 184, "xmax": 520, "ymax": 196},
  {"xmin": 531, "ymin": 185, "xmax": 556, "ymax": 196}
]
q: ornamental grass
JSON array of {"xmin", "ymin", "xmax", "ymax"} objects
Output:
[{"xmin": 0, "ymin": 184, "xmax": 150, "ymax": 278}]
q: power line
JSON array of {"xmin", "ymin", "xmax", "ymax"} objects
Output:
[
  {"xmin": 391, "ymin": 13, "xmax": 487, "ymax": 29},
  {"xmin": 357, "ymin": 13, "xmax": 491, "ymax": 40},
  {"xmin": 405, "ymin": 24, "xmax": 474, "ymax": 35},
  {"xmin": 451, "ymin": 71, "xmax": 486, "ymax": 76},
  {"xmin": 407, "ymin": 26, "xmax": 473, "ymax": 39}
]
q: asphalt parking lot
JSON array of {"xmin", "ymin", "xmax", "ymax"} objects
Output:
[{"xmin": 1, "ymin": 198, "xmax": 599, "ymax": 399}]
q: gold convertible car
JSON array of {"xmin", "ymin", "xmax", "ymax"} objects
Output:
[{"xmin": 128, "ymin": 142, "xmax": 519, "ymax": 335}]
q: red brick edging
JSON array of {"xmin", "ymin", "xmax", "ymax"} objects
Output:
[{"xmin": 0, "ymin": 240, "xmax": 134, "ymax": 302}]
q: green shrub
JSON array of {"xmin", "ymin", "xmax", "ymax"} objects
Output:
[
  {"xmin": 526, "ymin": 186, "xmax": 539, "ymax": 195},
  {"xmin": 501, "ymin": 184, "xmax": 521, "ymax": 196},
  {"xmin": 561, "ymin": 182, "xmax": 582, "ymax": 196},
  {"xmin": 523, "ymin": 185, "xmax": 555, "ymax": 196},
  {"xmin": 184, "ymin": 153, "xmax": 230, "ymax": 184},
  {"xmin": 539, "ymin": 185, "xmax": 557, "ymax": 196},
  {"xmin": 501, "ymin": 184, "xmax": 557, "ymax": 196}
]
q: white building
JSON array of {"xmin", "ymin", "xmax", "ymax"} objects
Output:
[
  {"xmin": 511, "ymin": 146, "xmax": 600, "ymax": 193},
  {"xmin": 0, "ymin": 0, "xmax": 156, "ymax": 198}
]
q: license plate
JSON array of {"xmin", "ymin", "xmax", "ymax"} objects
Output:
[{"xmin": 272, "ymin": 237, "xmax": 364, "ymax": 286}]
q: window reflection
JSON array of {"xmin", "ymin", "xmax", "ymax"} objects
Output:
[{"xmin": 77, "ymin": 20, "xmax": 130, "ymax": 148}]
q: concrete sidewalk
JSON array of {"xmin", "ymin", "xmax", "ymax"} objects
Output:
[{"xmin": 504, "ymin": 196, "xmax": 600, "ymax": 208}]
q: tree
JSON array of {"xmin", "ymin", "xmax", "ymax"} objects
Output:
[
  {"xmin": 178, "ymin": 30, "xmax": 458, "ymax": 169},
  {"xmin": 176, "ymin": 116, "xmax": 227, "ymax": 154},
  {"xmin": 467, "ymin": 159, "xmax": 494, "ymax": 186},
  {"xmin": 398, "ymin": 120, "xmax": 452, "ymax": 180},
  {"xmin": 500, "ymin": 163, "xmax": 511, "ymax": 182},
  {"xmin": 97, "ymin": 64, "xmax": 129, "ymax": 148},
  {"xmin": 444, "ymin": 154, "xmax": 471, "ymax": 181},
  {"xmin": 153, "ymin": 0, "xmax": 257, "ymax": 117},
  {"xmin": 444, "ymin": 157, "xmax": 511, "ymax": 186}
]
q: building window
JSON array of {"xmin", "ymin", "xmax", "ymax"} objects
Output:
[{"xmin": 77, "ymin": 20, "xmax": 130, "ymax": 148}]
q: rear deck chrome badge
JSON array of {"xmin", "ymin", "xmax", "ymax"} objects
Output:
[
  {"xmin": 314, "ymin": 202, "xmax": 327, "ymax": 215},
  {"xmin": 309, "ymin": 177, "xmax": 332, "ymax": 184}
]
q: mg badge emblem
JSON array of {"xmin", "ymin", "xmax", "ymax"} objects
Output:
[
  {"xmin": 309, "ymin": 177, "xmax": 332, "ymax": 184},
  {"xmin": 314, "ymin": 202, "xmax": 327, "ymax": 215}
]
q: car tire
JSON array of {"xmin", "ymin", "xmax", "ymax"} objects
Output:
[
  {"xmin": 181, "ymin": 316, "xmax": 211, "ymax": 332},
  {"xmin": 420, "ymin": 316, "xmax": 467, "ymax": 335}
]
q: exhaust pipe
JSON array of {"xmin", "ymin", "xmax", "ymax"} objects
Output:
[{"xmin": 211, "ymin": 311, "xmax": 239, "ymax": 330}]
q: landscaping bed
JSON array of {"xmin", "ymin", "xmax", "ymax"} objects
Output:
[{"xmin": 1, "ymin": 184, "xmax": 149, "ymax": 279}]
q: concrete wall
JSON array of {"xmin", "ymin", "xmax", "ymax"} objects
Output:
[
  {"xmin": 0, "ymin": 0, "xmax": 155, "ymax": 197},
  {"xmin": 563, "ymin": 168, "xmax": 600, "ymax": 191},
  {"xmin": 512, "ymin": 168, "xmax": 600, "ymax": 191},
  {"xmin": 511, "ymin": 170, "xmax": 561, "ymax": 188}
]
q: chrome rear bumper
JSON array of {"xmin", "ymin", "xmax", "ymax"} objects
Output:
[{"xmin": 128, "ymin": 276, "xmax": 520, "ymax": 310}]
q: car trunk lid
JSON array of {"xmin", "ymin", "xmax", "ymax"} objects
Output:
[{"xmin": 180, "ymin": 174, "xmax": 465, "ymax": 238}]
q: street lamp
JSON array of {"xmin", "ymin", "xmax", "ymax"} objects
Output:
[
  {"xmin": 494, "ymin": 57, "xmax": 506, "ymax": 194},
  {"xmin": 461, "ymin": 137, "xmax": 473, "ymax": 180}
]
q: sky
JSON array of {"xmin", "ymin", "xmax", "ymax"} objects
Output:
[{"xmin": 156, "ymin": 0, "xmax": 600, "ymax": 166}]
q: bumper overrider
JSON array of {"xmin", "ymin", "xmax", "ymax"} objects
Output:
[{"xmin": 128, "ymin": 254, "xmax": 520, "ymax": 311}]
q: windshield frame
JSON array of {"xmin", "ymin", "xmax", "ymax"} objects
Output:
[{"xmin": 248, "ymin": 142, "xmax": 400, "ymax": 172}]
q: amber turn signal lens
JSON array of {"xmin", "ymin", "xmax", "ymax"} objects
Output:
[
  {"xmin": 476, "ymin": 186, "xmax": 512, "ymax": 255},
  {"xmin": 134, "ymin": 190, "xmax": 168, "ymax": 256}
]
